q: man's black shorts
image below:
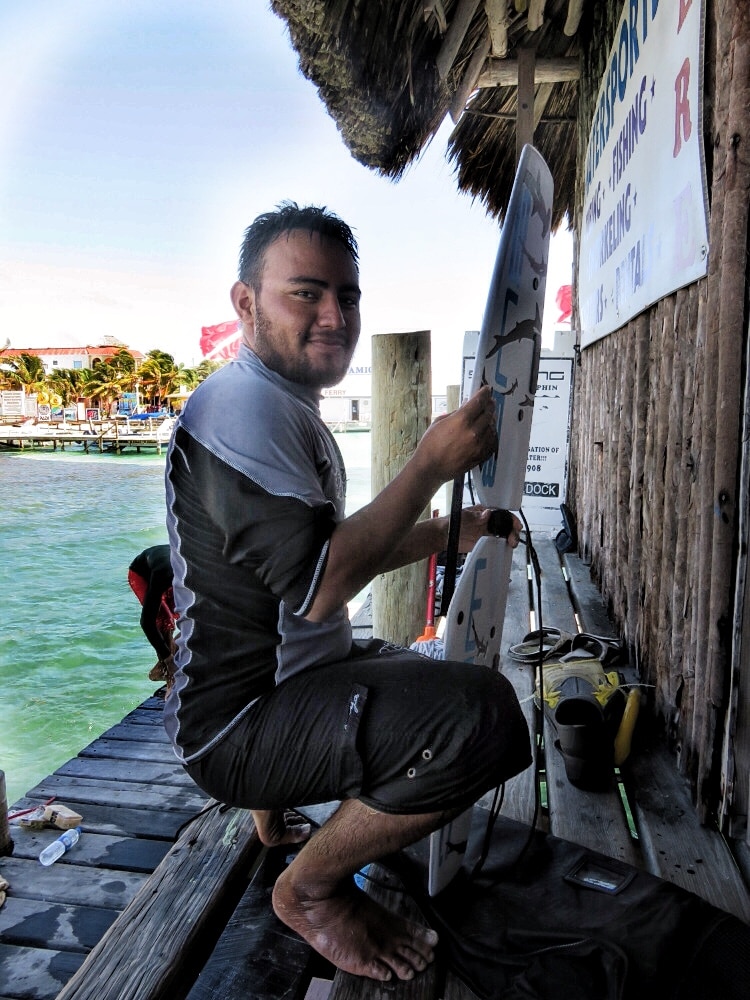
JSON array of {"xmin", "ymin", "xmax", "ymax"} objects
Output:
[{"xmin": 186, "ymin": 640, "xmax": 531, "ymax": 815}]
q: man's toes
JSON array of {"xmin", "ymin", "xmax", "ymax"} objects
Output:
[
  {"xmin": 366, "ymin": 960, "xmax": 394, "ymax": 982},
  {"xmin": 418, "ymin": 927, "xmax": 439, "ymax": 948},
  {"xmin": 397, "ymin": 946, "xmax": 427, "ymax": 973},
  {"xmin": 286, "ymin": 821, "xmax": 312, "ymax": 843},
  {"xmin": 387, "ymin": 956, "xmax": 416, "ymax": 981},
  {"xmin": 407, "ymin": 927, "xmax": 438, "ymax": 963}
]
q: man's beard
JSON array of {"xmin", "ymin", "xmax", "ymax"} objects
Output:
[{"xmin": 252, "ymin": 301, "xmax": 354, "ymax": 389}]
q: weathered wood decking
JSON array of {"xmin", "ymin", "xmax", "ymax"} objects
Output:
[
  {"xmin": 0, "ymin": 696, "xmax": 241, "ymax": 999},
  {"xmin": 1, "ymin": 536, "xmax": 748, "ymax": 1000}
]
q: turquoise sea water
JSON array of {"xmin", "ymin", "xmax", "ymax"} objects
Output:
[{"xmin": 0, "ymin": 432, "xmax": 371, "ymax": 809}]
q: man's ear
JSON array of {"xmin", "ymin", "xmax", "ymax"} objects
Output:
[{"xmin": 230, "ymin": 281, "xmax": 255, "ymax": 332}]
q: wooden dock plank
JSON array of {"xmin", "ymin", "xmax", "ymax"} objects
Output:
[
  {"xmin": 77, "ymin": 738, "xmax": 175, "ymax": 763},
  {"xmin": 1, "ymin": 692, "xmax": 194, "ymax": 998},
  {"xmin": 112, "ymin": 707, "xmax": 169, "ymax": 726},
  {"xmin": 533, "ymin": 537, "xmax": 578, "ymax": 639},
  {"xmin": 22, "ymin": 775, "xmax": 206, "ymax": 814},
  {"xmin": 186, "ymin": 843, "xmax": 320, "ymax": 1000},
  {"xmin": 113, "ymin": 714, "xmax": 165, "ymax": 729},
  {"xmin": 328, "ymin": 863, "xmax": 439, "ymax": 1000},
  {"xmin": 567, "ymin": 548, "xmax": 750, "ymax": 919},
  {"xmin": 561, "ymin": 552, "xmax": 618, "ymax": 638},
  {"xmin": 625, "ymin": 745, "xmax": 750, "ymax": 922},
  {"xmin": 0, "ymin": 944, "xmax": 84, "ymax": 1000},
  {"xmin": 544, "ymin": 769, "xmax": 641, "ymax": 866},
  {"xmin": 135, "ymin": 695, "xmax": 168, "ymax": 711},
  {"xmin": 531, "ymin": 540, "xmax": 641, "ymax": 866},
  {"xmin": 97, "ymin": 721, "xmax": 170, "ymax": 744},
  {"xmin": 8, "ymin": 829, "xmax": 170, "ymax": 873},
  {"xmin": 9, "ymin": 796, "xmax": 198, "ymax": 842},
  {"xmin": 54, "ymin": 804, "xmax": 261, "ymax": 1000},
  {"xmin": 351, "ymin": 592, "xmax": 373, "ymax": 643},
  {"xmin": 52, "ymin": 757, "xmax": 194, "ymax": 788},
  {"xmin": 491, "ymin": 544, "xmax": 538, "ymax": 827},
  {"xmin": 0, "ymin": 857, "xmax": 147, "ymax": 907},
  {"xmin": 0, "ymin": 898, "xmax": 118, "ymax": 953}
]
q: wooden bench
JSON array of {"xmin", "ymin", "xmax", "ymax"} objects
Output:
[
  {"xmin": 3, "ymin": 539, "xmax": 748, "ymax": 1000},
  {"xmin": 548, "ymin": 547, "xmax": 750, "ymax": 921}
]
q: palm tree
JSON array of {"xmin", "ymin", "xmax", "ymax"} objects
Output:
[
  {"xmin": 186, "ymin": 359, "xmax": 222, "ymax": 385},
  {"xmin": 137, "ymin": 350, "xmax": 181, "ymax": 409},
  {"xmin": 2, "ymin": 352, "xmax": 47, "ymax": 393},
  {"xmin": 46, "ymin": 368, "xmax": 90, "ymax": 409},
  {"xmin": 85, "ymin": 358, "xmax": 132, "ymax": 417}
]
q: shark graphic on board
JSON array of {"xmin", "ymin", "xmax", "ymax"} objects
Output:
[
  {"xmin": 523, "ymin": 243, "xmax": 547, "ymax": 279},
  {"xmin": 526, "ymin": 167, "xmax": 552, "ymax": 238},
  {"xmin": 471, "ymin": 617, "xmax": 489, "ymax": 660},
  {"xmin": 485, "ymin": 303, "xmax": 542, "ymax": 360}
]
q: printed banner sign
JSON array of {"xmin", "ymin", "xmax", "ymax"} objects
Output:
[
  {"xmin": 523, "ymin": 358, "xmax": 574, "ymax": 530},
  {"xmin": 461, "ymin": 331, "xmax": 479, "ymax": 402},
  {"xmin": 578, "ymin": 0, "xmax": 708, "ymax": 347}
]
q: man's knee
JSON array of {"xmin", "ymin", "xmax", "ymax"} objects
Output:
[{"xmin": 469, "ymin": 668, "xmax": 531, "ymax": 780}]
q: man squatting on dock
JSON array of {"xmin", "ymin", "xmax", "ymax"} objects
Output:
[
  {"xmin": 164, "ymin": 203, "xmax": 531, "ymax": 982},
  {"xmin": 127, "ymin": 544, "xmax": 176, "ymax": 690}
]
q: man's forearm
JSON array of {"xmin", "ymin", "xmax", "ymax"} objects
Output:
[
  {"xmin": 306, "ymin": 454, "xmax": 444, "ymax": 620},
  {"xmin": 376, "ymin": 516, "xmax": 448, "ymax": 572},
  {"xmin": 305, "ymin": 385, "xmax": 500, "ymax": 622}
]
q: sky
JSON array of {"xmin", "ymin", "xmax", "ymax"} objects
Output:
[{"xmin": 0, "ymin": 0, "xmax": 573, "ymax": 392}]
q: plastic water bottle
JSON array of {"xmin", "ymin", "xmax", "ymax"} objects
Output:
[{"xmin": 38, "ymin": 826, "xmax": 82, "ymax": 866}]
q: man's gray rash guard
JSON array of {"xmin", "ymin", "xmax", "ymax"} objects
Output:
[{"xmin": 164, "ymin": 345, "xmax": 352, "ymax": 765}]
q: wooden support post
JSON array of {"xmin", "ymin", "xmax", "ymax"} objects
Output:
[
  {"xmin": 0, "ymin": 770, "xmax": 12, "ymax": 856},
  {"xmin": 476, "ymin": 57, "xmax": 580, "ymax": 88},
  {"xmin": 371, "ymin": 332, "xmax": 432, "ymax": 648},
  {"xmin": 485, "ymin": 0, "xmax": 509, "ymax": 56},
  {"xmin": 444, "ymin": 384, "xmax": 461, "ymax": 515},
  {"xmin": 564, "ymin": 0, "xmax": 585, "ymax": 36},
  {"xmin": 516, "ymin": 45, "xmax": 536, "ymax": 164},
  {"xmin": 449, "ymin": 32, "xmax": 491, "ymax": 122},
  {"xmin": 436, "ymin": 0, "xmax": 481, "ymax": 79},
  {"xmin": 528, "ymin": 0, "xmax": 546, "ymax": 32}
]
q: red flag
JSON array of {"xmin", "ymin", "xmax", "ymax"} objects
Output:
[
  {"xmin": 555, "ymin": 285, "xmax": 572, "ymax": 324},
  {"xmin": 200, "ymin": 320, "xmax": 241, "ymax": 361}
]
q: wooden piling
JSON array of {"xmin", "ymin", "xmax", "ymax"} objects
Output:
[
  {"xmin": 444, "ymin": 384, "xmax": 461, "ymax": 515},
  {"xmin": 371, "ymin": 332, "xmax": 432, "ymax": 647},
  {"xmin": 0, "ymin": 770, "xmax": 12, "ymax": 856}
]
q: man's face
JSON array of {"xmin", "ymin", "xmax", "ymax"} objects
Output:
[{"xmin": 238, "ymin": 230, "xmax": 361, "ymax": 389}]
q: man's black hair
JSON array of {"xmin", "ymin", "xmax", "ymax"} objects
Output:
[{"xmin": 238, "ymin": 201, "xmax": 359, "ymax": 289}]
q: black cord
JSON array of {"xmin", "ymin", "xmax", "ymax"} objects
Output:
[
  {"xmin": 470, "ymin": 781, "xmax": 506, "ymax": 879},
  {"xmin": 441, "ymin": 473, "xmax": 465, "ymax": 611}
]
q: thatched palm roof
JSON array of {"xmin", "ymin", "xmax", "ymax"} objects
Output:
[{"xmin": 271, "ymin": 0, "xmax": 589, "ymax": 228}]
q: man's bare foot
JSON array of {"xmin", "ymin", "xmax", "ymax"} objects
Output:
[
  {"xmin": 272, "ymin": 865, "xmax": 438, "ymax": 981},
  {"xmin": 252, "ymin": 809, "xmax": 312, "ymax": 847}
]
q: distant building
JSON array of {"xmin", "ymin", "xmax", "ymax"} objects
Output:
[
  {"xmin": 319, "ymin": 354, "xmax": 447, "ymax": 429},
  {"xmin": 320, "ymin": 357, "xmax": 373, "ymax": 427},
  {"xmin": 1, "ymin": 341, "xmax": 145, "ymax": 375}
]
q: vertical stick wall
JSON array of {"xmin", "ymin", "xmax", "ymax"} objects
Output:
[{"xmin": 570, "ymin": 0, "xmax": 750, "ymax": 821}]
